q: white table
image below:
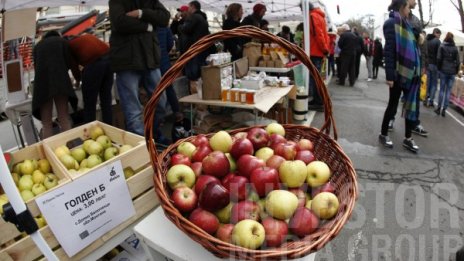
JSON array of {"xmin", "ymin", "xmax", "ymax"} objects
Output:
[
  {"xmin": 4, "ymin": 98, "xmax": 39, "ymax": 147},
  {"xmin": 134, "ymin": 207, "xmax": 316, "ymax": 261},
  {"xmin": 249, "ymin": 67, "xmax": 293, "ymax": 74}
]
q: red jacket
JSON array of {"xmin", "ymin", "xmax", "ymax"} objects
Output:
[
  {"xmin": 68, "ymin": 34, "xmax": 109, "ymax": 66},
  {"xmin": 309, "ymin": 8, "xmax": 329, "ymax": 58},
  {"xmin": 328, "ymin": 33, "xmax": 337, "ymax": 55}
]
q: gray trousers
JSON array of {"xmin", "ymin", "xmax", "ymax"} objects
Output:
[{"xmin": 365, "ymin": 56, "xmax": 373, "ymax": 78}]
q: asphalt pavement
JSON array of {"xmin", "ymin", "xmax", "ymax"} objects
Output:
[{"xmin": 312, "ymin": 62, "xmax": 464, "ymax": 261}]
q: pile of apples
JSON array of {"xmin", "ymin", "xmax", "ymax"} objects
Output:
[
  {"xmin": 165, "ymin": 123, "xmax": 340, "ymax": 250},
  {"xmin": 54, "ymin": 126, "xmax": 134, "ymax": 175},
  {"xmin": 6, "ymin": 158, "xmax": 60, "ymax": 202}
]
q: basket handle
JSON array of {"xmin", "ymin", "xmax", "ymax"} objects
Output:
[{"xmin": 144, "ymin": 26, "xmax": 337, "ymax": 159}]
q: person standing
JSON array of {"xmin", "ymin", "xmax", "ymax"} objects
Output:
[
  {"xmin": 435, "ymin": 32, "xmax": 460, "ymax": 117},
  {"xmin": 327, "ymin": 29, "xmax": 337, "ymax": 76},
  {"xmin": 363, "ymin": 32, "xmax": 375, "ymax": 81},
  {"xmin": 109, "ymin": 0, "xmax": 170, "ymax": 143},
  {"xmin": 222, "ymin": 3, "xmax": 244, "ymax": 61},
  {"xmin": 373, "ymin": 37, "xmax": 384, "ymax": 79},
  {"xmin": 241, "ymin": 3, "xmax": 266, "ymax": 29},
  {"xmin": 337, "ymin": 24, "xmax": 358, "ymax": 87},
  {"xmin": 68, "ymin": 34, "xmax": 113, "ymax": 125},
  {"xmin": 379, "ymin": 0, "xmax": 422, "ymax": 153},
  {"xmin": 277, "ymin": 26, "xmax": 295, "ymax": 43},
  {"xmin": 352, "ymin": 27, "xmax": 364, "ymax": 80},
  {"xmin": 32, "ymin": 30, "xmax": 77, "ymax": 139},
  {"xmin": 425, "ymin": 28, "xmax": 442, "ymax": 107}
]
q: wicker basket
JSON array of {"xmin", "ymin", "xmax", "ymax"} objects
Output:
[{"xmin": 144, "ymin": 26, "xmax": 358, "ymax": 260}]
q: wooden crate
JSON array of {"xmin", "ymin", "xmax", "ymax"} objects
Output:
[
  {"xmin": 0, "ymin": 123, "xmax": 159, "ymax": 260},
  {"xmin": 42, "ymin": 120, "xmax": 145, "ymax": 180}
]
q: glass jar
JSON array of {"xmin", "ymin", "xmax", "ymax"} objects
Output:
[
  {"xmin": 221, "ymin": 87, "xmax": 230, "ymax": 102},
  {"xmin": 230, "ymin": 88, "xmax": 239, "ymax": 102},
  {"xmin": 240, "ymin": 89, "xmax": 248, "ymax": 104},
  {"xmin": 246, "ymin": 90, "xmax": 255, "ymax": 104}
]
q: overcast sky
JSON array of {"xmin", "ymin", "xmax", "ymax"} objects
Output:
[{"xmin": 321, "ymin": 0, "xmax": 461, "ymax": 29}]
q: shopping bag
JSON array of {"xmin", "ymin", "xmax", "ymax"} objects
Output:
[{"xmin": 420, "ymin": 74, "xmax": 427, "ymax": 101}]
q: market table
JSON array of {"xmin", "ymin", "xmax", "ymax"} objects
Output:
[
  {"xmin": 134, "ymin": 207, "xmax": 316, "ymax": 261},
  {"xmin": 179, "ymin": 86, "xmax": 295, "ymax": 129},
  {"xmin": 4, "ymin": 98, "xmax": 39, "ymax": 148}
]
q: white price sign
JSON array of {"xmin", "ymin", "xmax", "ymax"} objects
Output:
[{"xmin": 36, "ymin": 160, "xmax": 135, "ymax": 257}]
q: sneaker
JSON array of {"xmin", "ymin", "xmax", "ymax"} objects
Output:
[
  {"xmin": 412, "ymin": 125, "xmax": 428, "ymax": 137},
  {"xmin": 441, "ymin": 109, "xmax": 446, "ymax": 117},
  {"xmin": 434, "ymin": 108, "xmax": 441, "ymax": 115},
  {"xmin": 367, "ymin": 78, "xmax": 372, "ymax": 82},
  {"xmin": 388, "ymin": 120, "xmax": 394, "ymax": 131},
  {"xmin": 403, "ymin": 138, "xmax": 419, "ymax": 152},
  {"xmin": 379, "ymin": 134, "xmax": 393, "ymax": 148},
  {"xmin": 428, "ymin": 101, "xmax": 434, "ymax": 107}
]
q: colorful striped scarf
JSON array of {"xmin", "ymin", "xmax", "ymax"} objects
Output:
[{"xmin": 393, "ymin": 11, "xmax": 421, "ymax": 121}]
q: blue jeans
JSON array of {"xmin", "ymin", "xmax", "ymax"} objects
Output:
[
  {"xmin": 438, "ymin": 72, "xmax": 455, "ymax": 110},
  {"xmin": 426, "ymin": 64, "xmax": 438, "ymax": 103},
  {"xmin": 116, "ymin": 69, "xmax": 166, "ymax": 138},
  {"xmin": 309, "ymin": 56, "xmax": 323, "ymax": 104}
]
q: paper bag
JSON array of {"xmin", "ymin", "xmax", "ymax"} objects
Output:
[{"xmin": 243, "ymin": 42, "xmax": 262, "ymax": 67}]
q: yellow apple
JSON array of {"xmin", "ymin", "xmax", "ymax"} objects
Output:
[
  {"xmin": 209, "ymin": 131, "xmax": 232, "ymax": 153},
  {"xmin": 20, "ymin": 190, "xmax": 35, "ymax": 201},
  {"xmin": 265, "ymin": 190, "xmax": 299, "ymax": 220},
  {"xmin": 123, "ymin": 167, "xmax": 135, "ymax": 179},
  {"xmin": 119, "ymin": 144, "xmax": 133, "ymax": 154},
  {"xmin": 20, "ymin": 160, "xmax": 35, "ymax": 175},
  {"xmin": 54, "ymin": 145, "xmax": 70, "ymax": 158},
  {"xmin": 278, "ymin": 160, "xmax": 307, "ymax": 188},
  {"xmin": 311, "ymin": 192, "xmax": 339, "ymax": 220},
  {"xmin": 265, "ymin": 123, "xmax": 285, "ymax": 136},
  {"xmin": 231, "ymin": 220, "xmax": 265, "ymax": 250},
  {"xmin": 90, "ymin": 125, "xmax": 105, "ymax": 140},
  {"xmin": 306, "ymin": 161, "xmax": 331, "ymax": 188},
  {"xmin": 255, "ymin": 147, "xmax": 274, "ymax": 162},
  {"xmin": 18, "ymin": 175, "xmax": 34, "ymax": 191},
  {"xmin": 32, "ymin": 170, "xmax": 46, "ymax": 184},
  {"xmin": 37, "ymin": 159, "xmax": 51, "ymax": 173}
]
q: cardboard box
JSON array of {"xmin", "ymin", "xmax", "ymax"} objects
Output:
[
  {"xmin": 266, "ymin": 61, "xmax": 275, "ymax": 67},
  {"xmin": 201, "ymin": 63, "xmax": 233, "ymax": 100}
]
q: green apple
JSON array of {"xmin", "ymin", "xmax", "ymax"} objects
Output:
[
  {"xmin": 71, "ymin": 147, "xmax": 87, "ymax": 163},
  {"xmin": 104, "ymin": 147, "xmax": 119, "ymax": 161},
  {"xmin": 31, "ymin": 159, "xmax": 39, "ymax": 171},
  {"xmin": 96, "ymin": 135, "xmax": 112, "ymax": 150},
  {"xmin": 257, "ymin": 198, "xmax": 268, "ymax": 219},
  {"xmin": 32, "ymin": 183, "xmax": 47, "ymax": 196},
  {"xmin": 32, "ymin": 170, "xmax": 46, "ymax": 184},
  {"xmin": 215, "ymin": 202, "xmax": 233, "ymax": 223},
  {"xmin": 177, "ymin": 142, "xmax": 196, "ymax": 159},
  {"xmin": 311, "ymin": 192, "xmax": 339, "ymax": 220},
  {"xmin": 83, "ymin": 139, "xmax": 94, "ymax": 153},
  {"xmin": 166, "ymin": 164, "xmax": 196, "ymax": 189},
  {"xmin": 34, "ymin": 216, "xmax": 47, "ymax": 228},
  {"xmin": 225, "ymin": 153, "xmax": 237, "ymax": 172},
  {"xmin": 20, "ymin": 190, "xmax": 35, "ymax": 201},
  {"xmin": 0, "ymin": 194, "xmax": 9, "ymax": 215},
  {"xmin": 86, "ymin": 141, "xmax": 103, "ymax": 155},
  {"xmin": 209, "ymin": 131, "xmax": 232, "ymax": 153},
  {"xmin": 13, "ymin": 163, "xmax": 23, "ymax": 175},
  {"xmin": 20, "ymin": 159, "xmax": 35, "ymax": 175},
  {"xmin": 18, "ymin": 175, "xmax": 34, "ymax": 191},
  {"xmin": 54, "ymin": 145, "xmax": 70, "ymax": 158},
  {"xmin": 305, "ymin": 199, "xmax": 312, "ymax": 209},
  {"xmin": 44, "ymin": 174, "xmax": 59, "ymax": 190},
  {"xmin": 265, "ymin": 122, "xmax": 286, "ymax": 136},
  {"xmin": 265, "ymin": 190, "xmax": 299, "ymax": 220},
  {"xmin": 123, "ymin": 167, "xmax": 135, "ymax": 179},
  {"xmin": 60, "ymin": 154, "xmax": 78, "ymax": 170},
  {"xmin": 306, "ymin": 161, "xmax": 331, "ymax": 188},
  {"xmin": 79, "ymin": 167, "xmax": 90, "ymax": 173},
  {"xmin": 278, "ymin": 160, "xmax": 307, "ymax": 188},
  {"xmin": 87, "ymin": 154, "xmax": 103, "ymax": 168},
  {"xmin": 119, "ymin": 144, "xmax": 133, "ymax": 154},
  {"xmin": 255, "ymin": 147, "xmax": 274, "ymax": 162},
  {"xmin": 90, "ymin": 125, "xmax": 105, "ymax": 140},
  {"xmin": 231, "ymin": 219, "xmax": 265, "ymax": 250},
  {"xmin": 80, "ymin": 159, "xmax": 88, "ymax": 169},
  {"xmin": 37, "ymin": 159, "xmax": 51, "ymax": 174},
  {"xmin": 68, "ymin": 169, "xmax": 78, "ymax": 175},
  {"xmin": 11, "ymin": 172, "xmax": 20, "ymax": 186}
]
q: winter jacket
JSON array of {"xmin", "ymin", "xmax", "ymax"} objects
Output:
[
  {"xmin": 354, "ymin": 32, "xmax": 364, "ymax": 56},
  {"xmin": 32, "ymin": 35, "xmax": 77, "ymax": 120},
  {"xmin": 426, "ymin": 36, "xmax": 441, "ymax": 65},
  {"xmin": 179, "ymin": 10, "xmax": 210, "ymax": 53},
  {"xmin": 383, "ymin": 13, "xmax": 397, "ymax": 82},
  {"xmin": 309, "ymin": 8, "xmax": 329, "ymax": 58},
  {"xmin": 363, "ymin": 37, "xmax": 374, "ymax": 57},
  {"xmin": 222, "ymin": 18, "xmax": 243, "ymax": 61},
  {"xmin": 241, "ymin": 13, "xmax": 261, "ymax": 28},
  {"xmin": 338, "ymin": 31, "xmax": 358, "ymax": 57},
  {"xmin": 157, "ymin": 27, "xmax": 174, "ymax": 74},
  {"xmin": 108, "ymin": 0, "xmax": 170, "ymax": 72},
  {"xmin": 408, "ymin": 13, "xmax": 422, "ymax": 40},
  {"xmin": 437, "ymin": 40, "xmax": 460, "ymax": 75},
  {"xmin": 373, "ymin": 39, "xmax": 384, "ymax": 67}
]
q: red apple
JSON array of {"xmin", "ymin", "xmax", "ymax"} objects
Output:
[
  {"xmin": 289, "ymin": 207, "xmax": 319, "ymax": 237},
  {"xmin": 288, "ymin": 188, "xmax": 307, "ymax": 208},
  {"xmin": 311, "ymin": 182, "xmax": 336, "ymax": 198},
  {"xmin": 230, "ymin": 138, "xmax": 254, "ymax": 160},
  {"xmin": 191, "ymin": 145, "xmax": 212, "ymax": 162},
  {"xmin": 189, "ymin": 208, "xmax": 219, "ymax": 234},
  {"xmin": 194, "ymin": 175, "xmax": 220, "ymax": 196},
  {"xmin": 199, "ymin": 182, "xmax": 230, "ymax": 212},
  {"xmin": 269, "ymin": 134, "xmax": 287, "ymax": 150},
  {"xmin": 233, "ymin": 132, "xmax": 248, "ymax": 140},
  {"xmin": 222, "ymin": 174, "xmax": 249, "ymax": 201},
  {"xmin": 215, "ymin": 224, "xmax": 234, "ymax": 243},
  {"xmin": 295, "ymin": 150, "xmax": 316, "ymax": 165},
  {"xmin": 262, "ymin": 217, "xmax": 288, "ymax": 247},
  {"xmin": 231, "ymin": 200, "xmax": 260, "ymax": 223},
  {"xmin": 237, "ymin": 155, "xmax": 265, "ymax": 178},
  {"xmin": 171, "ymin": 153, "xmax": 191, "ymax": 166},
  {"xmin": 191, "ymin": 134, "xmax": 209, "ymax": 147},
  {"xmin": 296, "ymin": 139, "xmax": 314, "ymax": 151},
  {"xmin": 171, "ymin": 186, "xmax": 197, "ymax": 213},
  {"xmin": 266, "ymin": 155, "xmax": 286, "ymax": 170},
  {"xmin": 274, "ymin": 142, "xmax": 297, "ymax": 160},
  {"xmin": 202, "ymin": 151, "xmax": 230, "ymax": 178},
  {"xmin": 191, "ymin": 162, "xmax": 203, "ymax": 177},
  {"xmin": 250, "ymin": 167, "xmax": 280, "ymax": 197},
  {"xmin": 247, "ymin": 128, "xmax": 270, "ymax": 150}
]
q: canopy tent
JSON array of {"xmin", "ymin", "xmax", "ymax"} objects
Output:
[{"xmin": 424, "ymin": 26, "xmax": 464, "ymax": 46}]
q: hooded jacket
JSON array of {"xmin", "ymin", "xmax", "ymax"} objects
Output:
[
  {"xmin": 437, "ymin": 40, "xmax": 460, "ymax": 75},
  {"xmin": 309, "ymin": 8, "xmax": 329, "ymax": 58},
  {"xmin": 179, "ymin": 10, "xmax": 210, "ymax": 53},
  {"xmin": 426, "ymin": 35, "xmax": 441, "ymax": 65}
]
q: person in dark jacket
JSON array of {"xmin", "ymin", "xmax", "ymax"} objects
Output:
[
  {"xmin": 425, "ymin": 28, "xmax": 442, "ymax": 107},
  {"xmin": 372, "ymin": 37, "xmax": 383, "ymax": 79},
  {"xmin": 222, "ymin": 3, "xmax": 244, "ymax": 61},
  {"xmin": 435, "ymin": 32, "xmax": 460, "ymax": 117},
  {"xmin": 352, "ymin": 27, "xmax": 364, "ymax": 79},
  {"xmin": 109, "ymin": 0, "xmax": 170, "ymax": 143},
  {"xmin": 32, "ymin": 30, "xmax": 77, "ymax": 139},
  {"xmin": 241, "ymin": 3, "xmax": 266, "ymax": 28},
  {"xmin": 337, "ymin": 24, "xmax": 358, "ymax": 86},
  {"xmin": 277, "ymin": 26, "xmax": 295, "ymax": 43},
  {"xmin": 170, "ymin": 5, "xmax": 188, "ymax": 53},
  {"xmin": 379, "ymin": 0, "xmax": 422, "ymax": 153}
]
